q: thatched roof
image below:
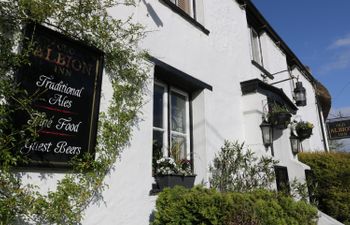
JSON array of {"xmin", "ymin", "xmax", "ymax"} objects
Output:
[{"xmin": 314, "ymin": 80, "xmax": 332, "ymax": 119}]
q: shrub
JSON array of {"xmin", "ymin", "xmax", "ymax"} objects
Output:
[
  {"xmin": 209, "ymin": 140, "xmax": 278, "ymax": 192},
  {"xmin": 152, "ymin": 186, "xmax": 318, "ymax": 225},
  {"xmin": 152, "ymin": 186, "xmax": 233, "ymax": 225},
  {"xmin": 299, "ymin": 152, "xmax": 350, "ymax": 225}
]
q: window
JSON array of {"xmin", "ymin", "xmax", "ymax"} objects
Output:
[
  {"xmin": 161, "ymin": 0, "xmax": 209, "ymax": 35},
  {"xmin": 170, "ymin": 0, "xmax": 194, "ymax": 17},
  {"xmin": 153, "ymin": 81, "xmax": 190, "ymax": 171},
  {"xmin": 274, "ymin": 166, "xmax": 290, "ymax": 195},
  {"xmin": 250, "ymin": 27, "xmax": 263, "ymax": 65}
]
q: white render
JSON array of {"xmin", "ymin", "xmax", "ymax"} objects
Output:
[{"xmin": 22, "ymin": 1, "xmax": 333, "ymax": 224}]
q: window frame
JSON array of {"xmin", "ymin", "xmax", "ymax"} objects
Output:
[
  {"xmin": 153, "ymin": 81, "xmax": 168, "ymax": 158},
  {"xmin": 274, "ymin": 166, "xmax": 290, "ymax": 195},
  {"xmin": 169, "ymin": 86, "xmax": 190, "ymax": 160},
  {"xmin": 250, "ymin": 27, "xmax": 263, "ymax": 66},
  {"xmin": 160, "ymin": 0, "xmax": 210, "ymax": 35},
  {"xmin": 153, "ymin": 80, "xmax": 191, "ymax": 160},
  {"xmin": 170, "ymin": 0, "xmax": 195, "ymax": 18}
]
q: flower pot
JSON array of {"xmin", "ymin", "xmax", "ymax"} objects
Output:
[
  {"xmin": 155, "ymin": 175, "xmax": 196, "ymax": 190},
  {"xmin": 297, "ymin": 128, "xmax": 313, "ymax": 139},
  {"xmin": 269, "ymin": 112, "xmax": 291, "ymax": 129}
]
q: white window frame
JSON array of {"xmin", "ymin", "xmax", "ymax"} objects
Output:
[
  {"xmin": 170, "ymin": 0, "xmax": 195, "ymax": 18},
  {"xmin": 250, "ymin": 27, "xmax": 263, "ymax": 65},
  {"xmin": 153, "ymin": 81, "xmax": 168, "ymax": 157},
  {"xmin": 153, "ymin": 81, "xmax": 191, "ymax": 160},
  {"xmin": 169, "ymin": 86, "xmax": 190, "ymax": 160}
]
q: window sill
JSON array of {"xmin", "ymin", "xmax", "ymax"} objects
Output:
[
  {"xmin": 251, "ymin": 60, "xmax": 274, "ymax": 79},
  {"xmin": 160, "ymin": 0, "xmax": 210, "ymax": 35}
]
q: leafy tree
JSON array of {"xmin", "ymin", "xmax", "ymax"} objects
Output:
[
  {"xmin": 209, "ymin": 140, "xmax": 278, "ymax": 192},
  {"xmin": 299, "ymin": 152, "xmax": 350, "ymax": 225},
  {"xmin": 0, "ymin": 0, "xmax": 148, "ymax": 224}
]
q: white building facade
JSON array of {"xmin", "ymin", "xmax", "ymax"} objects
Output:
[{"xmin": 80, "ymin": 0, "xmax": 331, "ymax": 224}]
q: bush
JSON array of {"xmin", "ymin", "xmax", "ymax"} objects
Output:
[
  {"xmin": 152, "ymin": 186, "xmax": 318, "ymax": 225},
  {"xmin": 209, "ymin": 141, "xmax": 278, "ymax": 192},
  {"xmin": 299, "ymin": 152, "xmax": 350, "ymax": 225}
]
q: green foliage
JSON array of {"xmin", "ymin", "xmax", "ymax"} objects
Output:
[
  {"xmin": 152, "ymin": 186, "xmax": 233, "ymax": 225},
  {"xmin": 209, "ymin": 140, "xmax": 278, "ymax": 192},
  {"xmin": 269, "ymin": 103, "xmax": 289, "ymax": 114},
  {"xmin": 289, "ymin": 178, "xmax": 309, "ymax": 201},
  {"xmin": 299, "ymin": 152, "xmax": 350, "ymax": 225},
  {"xmin": 152, "ymin": 186, "xmax": 318, "ymax": 225},
  {"xmin": 0, "ymin": 0, "xmax": 148, "ymax": 224},
  {"xmin": 295, "ymin": 121, "xmax": 314, "ymax": 130}
]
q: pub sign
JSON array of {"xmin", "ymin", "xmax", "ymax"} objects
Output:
[
  {"xmin": 327, "ymin": 119, "xmax": 350, "ymax": 140},
  {"xmin": 15, "ymin": 24, "xmax": 104, "ymax": 167}
]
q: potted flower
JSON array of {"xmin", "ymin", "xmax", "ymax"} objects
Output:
[
  {"xmin": 154, "ymin": 156, "xmax": 195, "ymax": 190},
  {"xmin": 295, "ymin": 121, "xmax": 314, "ymax": 139},
  {"xmin": 268, "ymin": 104, "xmax": 291, "ymax": 129}
]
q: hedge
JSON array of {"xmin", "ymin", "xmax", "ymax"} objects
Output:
[
  {"xmin": 299, "ymin": 152, "xmax": 350, "ymax": 225},
  {"xmin": 152, "ymin": 186, "xmax": 318, "ymax": 225}
]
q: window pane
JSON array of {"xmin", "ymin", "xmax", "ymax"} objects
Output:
[
  {"xmin": 171, "ymin": 135, "xmax": 186, "ymax": 160},
  {"xmin": 177, "ymin": 0, "xmax": 191, "ymax": 15},
  {"xmin": 153, "ymin": 130, "xmax": 164, "ymax": 161},
  {"xmin": 153, "ymin": 129, "xmax": 164, "ymax": 174},
  {"xmin": 275, "ymin": 166, "xmax": 290, "ymax": 195},
  {"xmin": 153, "ymin": 84, "xmax": 164, "ymax": 128},
  {"xmin": 250, "ymin": 29, "xmax": 262, "ymax": 64},
  {"xmin": 171, "ymin": 91, "xmax": 186, "ymax": 133}
]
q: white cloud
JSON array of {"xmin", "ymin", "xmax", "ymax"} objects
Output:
[
  {"xmin": 318, "ymin": 49, "xmax": 350, "ymax": 74},
  {"xmin": 329, "ymin": 34, "xmax": 350, "ymax": 49}
]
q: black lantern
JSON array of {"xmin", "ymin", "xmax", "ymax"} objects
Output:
[
  {"xmin": 294, "ymin": 81, "xmax": 306, "ymax": 106},
  {"xmin": 260, "ymin": 120, "xmax": 272, "ymax": 147},
  {"xmin": 290, "ymin": 135, "xmax": 300, "ymax": 154}
]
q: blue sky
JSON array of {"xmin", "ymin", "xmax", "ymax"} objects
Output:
[{"xmin": 251, "ymin": 1, "xmax": 350, "ymax": 119}]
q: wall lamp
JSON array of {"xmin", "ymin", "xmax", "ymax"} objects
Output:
[
  {"xmin": 290, "ymin": 135, "xmax": 300, "ymax": 154},
  {"xmin": 260, "ymin": 120, "xmax": 273, "ymax": 147},
  {"xmin": 270, "ymin": 70, "xmax": 307, "ymax": 107},
  {"xmin": 294, "ymin": 81, "xmax": 306, "ymax": 106}
]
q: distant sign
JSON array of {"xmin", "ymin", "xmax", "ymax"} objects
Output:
[
  {"xmin": 327, "ymin": 119, "xmax": 350, "ymax": 140},
  {"xmin": 14, "ymin": 24, "xmax": 104, "ymax": 167}
]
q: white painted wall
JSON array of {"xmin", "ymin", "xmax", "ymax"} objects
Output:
[{"xmin": 21, "ymin": 1, "xmax": 329, "ymax": 224}]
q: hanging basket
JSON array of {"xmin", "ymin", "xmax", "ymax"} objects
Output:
[
  {"xmin": 269, "ymin": 112, "xmax": 291, "ymax": 129},
  {"xmin": 296, "ymin": 128, "xmax": 313, "ymax": 139}
]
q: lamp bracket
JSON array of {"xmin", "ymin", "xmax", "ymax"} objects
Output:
[
  {"xmin": 270, "ymin": 69, "xmax": 289, "ymax": 76},
  {"xmin": 270, "ymin": 75, "xmax": 297, "ymax": 85}
]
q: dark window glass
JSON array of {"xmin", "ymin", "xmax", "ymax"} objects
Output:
[
  {"xmin": 153, "ymin": 84, "xmax": 164, "ymax": 128},
  {"xmin": 275, "ymin": 166, "xmax": 290, "ymax": 195}
]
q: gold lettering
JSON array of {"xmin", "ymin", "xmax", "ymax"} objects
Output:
[
  {"xmin": 55, "ymin": 53, "xmax": 67, "ymax": 67},
  {"xmin": 32, "ymin": 46, "xmax": 93, "ymax": 76},
  {"xmin": 45, "ymin": 48, "xmax": 55, "ymax": 62},
  {"xmin": 33, "ymin": 47, "xmax": 44, "ymax": 58}
]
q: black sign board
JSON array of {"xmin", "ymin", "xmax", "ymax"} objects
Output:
[
  {"xmin": 15, "ymin": 24, "xmax": 104, "ymax": 167},
  {"xmin": 327, "ymin": 119, "xmax": 350, "ymax": 140}
]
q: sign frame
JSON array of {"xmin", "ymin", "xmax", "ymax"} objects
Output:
[
  {"xmin": 14, "ymin": 23, "xmax": 104, "ymax": 168},
  {"xmin": 326, "ymin": 118, "xmax": 350, "ymax": 140}
]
